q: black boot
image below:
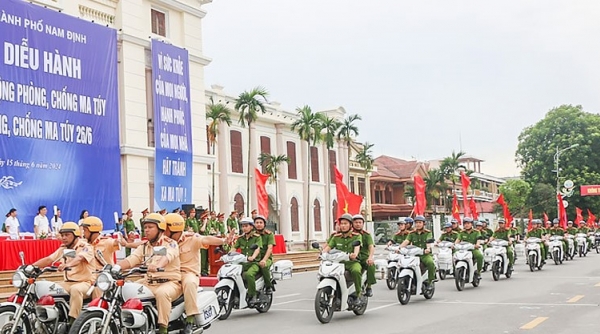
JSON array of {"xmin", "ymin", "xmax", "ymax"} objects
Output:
[{"xmin": 365, "ymin": 287, "xmax": 373, "ymax": 297}]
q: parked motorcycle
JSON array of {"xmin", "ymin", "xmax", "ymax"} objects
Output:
[
  {"xmin": 384, "ymin": 244, "xmax": 401, "ymax": 289},
  {"xmin": 435, "ymin": 241, "xmax": 454, "ymax": 280},
  {"xmin": 575, "ymin": 233, "xmax": 588, "ymax": 257},
  {"xmin": 489, "ymin": 240, "xmax": 512, "ymax": 281},
  {"xmin": 525, "ymin": 237, "xmax": 544, "ymax": 272},
  {"xmin": 312, "ymin": 241, "xmax": 368, "ymax": 323},
  {"xmin": 453, "ymin": 242, "xmax": 481, "ymax": 291},
  {"xmin": 396, "ymin": 244, "xmax": 435, "ymax": 305},
  {"xmin": 549, "ymin": 236, "xmax": 564, "ymax": 265}
]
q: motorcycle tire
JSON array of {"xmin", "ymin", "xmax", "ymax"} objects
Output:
[
  {"xmin": 482, "ymin": 263, "xmax": 489, "ymax": 272},
  {"xmin": 528, "ymin": 254, "xmax": 535, "ymax": 272},
  {"xmin": 69, "ymin": 310, "xmax": 120, "ymax": 334},
  {"xmin": 314, "ymin": 287, "xmax": 334, "ymax": 324},
  {"xmin": 579, "ymin": 248, "xmax": 583, "ymax": 257},
  {"xmin": 438, "ymin": 270, "xmax": 446, "ymax": 281},
  {"xmin": 386, "ymin": 268, "xmax": 397, "ymax": 290},
  {"xmin": 423, "ymin": 282, "xmax": 435, "ymax": 300},
  {"xmin": 553, "ymin": 251, "xmax": 560, "ymax": 265},
  {"xmin": 596, "ymin": 245, "xmax": 599, "ymax": 254},
  {"xmin": 352, "ymin": 297, "xmax": 368, "ymax": 316},
  {"xmin": 216, "ymin": 287, "xmax": 235, "ymax": 320},
  {"xmin": 397, "ymin": 277, "xmax": 411, "ymax": 305},
  {"xmin": 505, "ymin": 265, "xmax": 513, "ymax": 278},
  {"xmin": 491, "ymin": 261, "xmax": 500, "ymax": 281},
  {"xmin": 0, "ymin": 305, "xmax": 32, "ymax": 334},
  {"xmin": 472, "ymin": 272, "xmax": 480, "ymax": 288},
  {"xmin": 256, "ymin": 293, "xmax": 273, "ymax": 313},
  {"xmin": 455, "ymin": 267, "xmax": 465, "ymax": 291}
]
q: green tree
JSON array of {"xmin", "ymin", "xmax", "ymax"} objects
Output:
[
  {"xmin": 235, "ymin": 87, "xmax": 269, "ymax": 215},
  {"xmin": 526, "ymin": 183, "xmax": 557, "ymax": 218},
  {"xmin": 424, "ymin": 168, "xmax": 449, "ymax": 213},
  {"xmin": 206, "ymin": 97, "xmax": 232, "ymax": 211},
  {"xmin": 440, "ymin": 150, "xmax": 467, "ymax": 193},
  {"xmin": 355, "ymin": 142, "xmax": 375, "ymax": 219},
  {"xmin": 258, "ymin": 153, "xmax": 290, "ymax": 227},
  {"xmin": 516, "ymin": 104, "xmax": 600, "ymax": 217},
  {"xmin": 337, "ymin": 114, "xmax": 362, "ymax": 175},
  {"xmin": 498, "ymin": 179, "xmax": 532, "ymax": 217},
  {"xmin": 291, "ymin": 105, "xmax": 322, "ymax": 250}
]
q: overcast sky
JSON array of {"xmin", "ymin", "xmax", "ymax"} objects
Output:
[{"xmin": 202, "ymin": 1, "xmax": 600, "ymax": 177}]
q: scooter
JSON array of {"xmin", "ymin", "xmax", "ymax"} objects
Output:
[
  {"xmin": 490, "ymin": 240, "xmax": 512, "ymax": 281},
  {"xmin": 312, "ymin": 241, "xmax": 368, "ymax": 324},
  {"xmin": 576, "ymin": 233, "xmax": 588, "ymax": 257},
  {"xmin": 435, "ymin": 241, "xmax": 454, "ymax": 280},
  {"xmin": 384, "ymin": 244, "xmax": 402, "ymax": 289},
  {"xmin": 595, "ymin": 233, "xmax": 600, "ymax": 253},
  {"xmin": 525, "ymin": 237, "xmax": 544, "ymax": 272},
  {"xmin": 549, "ymin": 236, "xmax": 565, "ymax": 265},
  {"xmin": 565, "ymin": 234, "xmax": 576, "ymax": 260},
  {"xmin": 453, "ymin": 242, "xmax": 481, "ymax": 291},
  {"xmin": 396, "ymin": 244, "xmax": 435, "ymax": 305},
  {"xmin": 215, "ymin": 244, "xmax": 289, "ymax": 320},
  {"xmin": 483, "ymin": 245, "xmax": 495, "ymax": 272}
]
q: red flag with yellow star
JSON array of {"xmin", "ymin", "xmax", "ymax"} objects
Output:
[
  {"xmin": 334, "ymin": 166, "xmax": 363, "ymax": 218},
  {"xmin": 452, "ymin": 193, "xmax": 461, "ymax": 224}
]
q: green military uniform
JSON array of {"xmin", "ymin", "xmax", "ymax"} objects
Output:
[
  {"xmin": 138, "ymin": 218, "xmax": 145, "ymax": 237},
  {"xmin": 439, "ymin": 230, "xmax": 459, "ymax": 243},
  {"xmin": 483, "ymin": 228, "xmax": 494, "ymax": 239},
  {"xmin": 579, "ymin": 226, "xmax": 592, "ymax": 251},
  {"xmin": 566, "ymin": 226, "xmax": 579, "ymax": 250},
  {"xmin": 491, "ymin": 228, "xmax": 514, "ymax": 266},
  {"xmin": 208, "ymin": 219, "xmax": 225, "ymax": 236},
  {"xmin": 457, "ymin": 229, "xmax": 484, "ymax": 273},
  {"xmin": 452, "ymin": 226, "xmax": 463, "ymax": 233},
  {"xmin": 234, "ymin": 231, "xmax": 263, "ymax": 298},
  {"xmin": 549, "ymin": 226, "xmax": 567, "ymax": 253},
  {"xmin": 186, "ymin": 217, "xmax": 199, "ymax": 233},
  {"xmin": 405, "ymin": 229, "xmax": 436, "ymax": 283},
  {"xmin": 356, "ymin": 230, "xmax": 377, "ymax": 288},
  {"xmin": 226, "ymin": 217, "xmax": 238, "ymax": 233},
  {"xmin": 258, "ymin": 229, "xmax": 275, "ymax": 289},
  {"xmin": 199, "ymin": 219, "xmax": 210, "ymax": 275},
  {"xmin": 526, "ymin": 227, "xmax": 547, "ymax": 260},
  {"xmin": 327, "ymin": 231, "xmax": 363, "ymax": 295},
  {"xmin": 124, "ymin": 218, "xmax": 136, "ymax": 256},
  {"xmin": 392, "ymin": 230, "xmax": 410, "ymax": 244}
]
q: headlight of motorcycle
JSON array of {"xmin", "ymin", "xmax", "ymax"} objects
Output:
[
  {"xmin": 12, "ymin": 271, "xmax": 26, "ymax": 288},
  {"xmin": 97, "ymin": 273, "xmax": 113, "ymax": 291}
]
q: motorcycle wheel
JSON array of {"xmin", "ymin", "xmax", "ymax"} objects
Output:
[
  {"xmin": 472, "ymin": 271, "xmax": 480, "ymax": 288},
  {"xmin": 454, "ymin": 268, "xmax": 465, "ymax": 291},
  {"xmin": 216, "ymin": 287, "xmax": 235, "ymax": 320},
  {"xmin": 352, "ymin": 296, "xmax": 368, "ymax": 316},
  {"xmin": 528, "ymin": 254, "xmax": 535, "ymax": 272},
  {"xmin": 423, "ymin": 282, "xmax": 435, "ymax": 300},
  {"xmin": 505, "ymin": 265, "xmax": 513, "ymax": 278},
  {"xmin": 482, "ymin": 263, "xmax": 489, "ymax": 272},
  {"xmin": 0, "ymin": 305, "xmax": 32, "ymax": 334},
  {"xmin": 314, "ymin": 287, "xmax": 334, "ymax": 324},
  {"xmin": 397, "ymin": 277, "xmax": 411, "ymax": 305},
  {"xmin": 255, "ymin": 293, "xmax": 273, "ymax": 313},
  {"xmin": 579, "ymin": 247, "xmax": 583, "ymax": 257},
  {"xmin": 70, "ymin": 310, "xmax": 120, "ymax": 334},
  {"xmin": 491, "ymin": 261, "xmax": 500, "ymax": 281},
  {"xmin": 596, "ymin": 244, "xmax": 599, "ymax": 254},
  {"xmin": 553, "ymin": 250, "xmax": 560, "ymax": 265},
  {"xmin": 438, "ymin": 270, "xmax": 446, "ymax": 281},
  {"xmin": 386, "ymin": 268, "xmax": 397, "ymax": 290}
]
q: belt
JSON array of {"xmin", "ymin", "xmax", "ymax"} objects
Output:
[{"xmin": 147, "ymin": 278, "xmax": 171, "ymax": 284}]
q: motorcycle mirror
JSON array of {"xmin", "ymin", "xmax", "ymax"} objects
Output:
[
  {"xmin": 250, "ymin": 244, "xmax": 259, "ymax": 250},
  {"xmin": 426, "ymin": 238, "xmax": 435, "ymax": 243},
  {"xmin": 96, "ymin": 250, "xmax": 108, "ymax": 266},
  {"xmin": 152, "ymin": 246, "xmax": 167, "ymax": 256},
  {"xmin": 445, "ymin": 238, "xmax": 453, "ymax": 242},
  {"xmin": 311, "ymin": 242, "xmax": 321, "ymax": 249},
  {"xmin": 351, "ymin": 240, "xmax": 361, "ymax": 247},
  {"xmin": 63, "ymin": 249, "xmax": 77, "ymax": 259}
]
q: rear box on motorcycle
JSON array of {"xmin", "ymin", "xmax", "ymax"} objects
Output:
[
  {"xmin": 197, "ymin": 289, "xmax": 219, "ymax": 326},
  {"xmin": 273, "ymin": 260, "xmax": 293, "ymax": 280}
]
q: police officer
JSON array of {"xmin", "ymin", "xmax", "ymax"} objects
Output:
[
  {"xmin": 233, "ymin": 217, "xmax": 263, "ymax": 304},
  {"xmin": 451, "ymin": 218, "xmax": 462, "ymax": 233},
  {"xmin": 388, "ymin": 220, "xmax": 410, "ymax": 245},
  {"xmin": 322, "ymin": 214, "xmax": 363, "ymax": 305},
  {"xmin": 227, "ymin": 211, "xmax": 239, "ymax": 234},
  {"xmin": 81, "ymin": 216, "xmax": 120, "ymax": 269},
  {"xmin": 439, "ymin": 222, "xmax": 459, "ymax": 243},
  {"xmin": 33, "ymin": 222, "xmax": 94, "ymax": 322},
  {"xmin": 399, "ymin": 215, "xmax": 437, "ymax": 284},
  {"xmin": 526, "ymin": 219, "xmax": 547, "ymax": 263},
  {"xmin": 116, "ymin": 213, "xmax": 182, "ymax": 334},
  {"xmin": 404, "ymin": 217, "xmax": 414, "ymax": 232},
  {"xmin": 489, "ymin": 219, "xmax": 514, "ymax": 268},
  {"xmin": 549, "ymin": 218, "xmax": 567, "ymax": 252},
  {"xmin": 254, "ymin": 215, "xmax": 275, "ymax": 294},
  {"xmin": 198, "ymin": 212, "xmax": 210, "ymax": 276},
  {"xmin": 163, "ymin": 213, "xmax": 229, "ymax": 334},
  {"xmin": 214, "ymin": 213, "xmax": 227, "ymax": 236},
  {"xmin": 185, "ymin": 207, "xmax": 199, "ymax": 233},
  {"xmin": 123, "ymin": 209, "xmax": 136, "ymax": 256},
  {"xmin": 455, "ymin": 217, "xmax": 484, "ymax": 277},
  {"xmin": 352, "ymin": 214, "xmax": 376, "ymax": 297},
  {"xmin": 579, "ymin": 221, "xmax": 592, "ymax": 252},
  {"xmin": 566, "ymin": 220, "xmax": 579, "ymax": 251},
  {"xmin": 482, "ymin": 220, "xmax": 494, "ymax": 239}
]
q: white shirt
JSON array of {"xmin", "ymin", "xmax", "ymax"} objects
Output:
[
  {"xmin": 4, "ymin": 216, "xmax": 19, "ymax": 239},
  {"xmin": 34, "ymin": 214, "xmax": 50, "ymax": 236},
  {"xmin": 51, "ymin": 217, "xmax": 63, "ymax": 232}
]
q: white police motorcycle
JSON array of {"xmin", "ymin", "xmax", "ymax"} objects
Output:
[
  {"xmin": 312, "ymin": 241, "xmax": 368, "ymax": 323},
  {"xmin": 489, "ymin": 240, "xmax": 512, "ymax": 281},
  {"xmin": 564, "ymin": 234, "xmax": 575, "ymax": 260},
  {"xmin": 576, "ymin": 233, "xmax": 588, "ymax": 257},
  {"xmin": 435, "ymin": 241, "xmax": 454, "ymax": 280},
  {"xmin": 525, "ymin": 237, "xmax": 544, "ymax": 272},
  {"xmin": 549, "ymin": 235, "xmax": 565, "ymax": 265},
  {"xmin": 396, "ymin": 243, "xmax": 435, "ymax": 305},
  {"xmin": 384, "ymin": 244, "xmax": 402, "ymax": 289},
  {"xmin": 595, "ymin": 232, "xmax": 600, "ymax": 253},
  {"xmin": 453, "ymin": 242, "xmax": 481, "ymax": 291}
]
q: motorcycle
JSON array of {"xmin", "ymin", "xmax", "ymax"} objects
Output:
[
  {"xmin": 312, "ymin": 241, "xmax": 368, "ymax": 323},
  {"xmin": 549, "ymin": 236, "xmax": 564, "ymax": 265},
  {"xmin": 435, "ymin": 241, "xmax": 454, "ymax": 280},
  {"xmin": 214, "ymin": 244, "xmax": 290, "ymax": 321},
  {"xmin": 525, "ymin": 237, "xmax": 544, "ymax": 272},
  {"xmin": 453, "ymin": 242, "xmax": 481, "ymax": 291},
  {"xmin": 483, "ymin": 245, "xmax": 494, "ymax": 273},
  {"xmin": 384, "ymin": 244, "xmax": 401, "ymax": 289},
  {"xmin": 575, "ymin": 233, "xmax": 588, "ymax": 257},
  {"xmin": 565, "ymin": 234, "xmax": 576, "ymax": 260},
  {"xmin": 595, "ymin": 233, "xmax": 600, "ymax": 253},
  {"xmin": 489, "ymin": 240, "xmax": 512, "ymax": 281},
  {"xmin": 70, "ymin": 248, "xmax": 220, "ymax": 334},
  {"xmin": 396, "ymin": 244, "xmax": 435, "ymax": 305}
]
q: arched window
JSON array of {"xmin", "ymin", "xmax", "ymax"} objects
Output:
[
  {"xmin": 314, "ymin": 199, "xmax": 322, "ymax": 232},
  {"xmin": 332, "ymin": 200, "xmax": 338, "ymax": 222},
  {"xmin": 291, "ymin": 197, "xmax": 299, "ymax": 232},
  {"xmin": 234, "ymin": 193, "xmax": 244, "ymax": 216}
]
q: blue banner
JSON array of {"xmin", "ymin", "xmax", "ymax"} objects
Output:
[
  {"xmin": 0, "ymin": 0, "xmax": 121, "ymax": 232},
  {"xmin": 152, "ymin": 40, "xmax": 193, "ymax": 211}
]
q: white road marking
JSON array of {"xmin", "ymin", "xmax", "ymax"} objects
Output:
[
  {"xmin": 365, "ymin": 303, "xmax": 397, "ymax": 312},
  {"xmin": 271, "ymin": 309, "xmax": 313, "ymax": 312},
  {"xmin": 433, "ymin": 301, "xmax": 597, "ymax": 307},
  {"xmin": 272, "ymin": 298, "xmax": 312, "ymax": 306},
  {"xmin": 276, "ymin": 293, "xmax": 301, "ymax": 299}
]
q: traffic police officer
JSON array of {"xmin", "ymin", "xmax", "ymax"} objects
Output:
[
  {"xmin": 352, "ymin": 214, "xmax": 376, "ymax": 297},
  {"xmin": 33, "ymin": 222, "xmax": 94, "ymax": 322},
  {"xmin": 116, "ymin": 213, "xmax": 182, "ymax": 334},
  {"xmin": 81, "ymin": 216, "xmax": 120, "ymax": 270},
  {"xmin": 254, "ymin": 215, "xmax": 275, "ymax": 294},
  {"xmin": 399, "ymin": 215, "xmax": 437, "ymax": 284},
  {"xmin": 455, "ymin": 217, "xmax": 484, "ymax": 276},
  {"xmin": 233, "ymin": 217, "xmax": 263, "ymax": 304}
]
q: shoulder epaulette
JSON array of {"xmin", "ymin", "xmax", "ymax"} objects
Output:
[
  {"xmin": 351, "ymin": 231, "xmax": 361, "ymax": 236},
  {"xmin": 263, "ymin": 229, "xmax": 273, "ymax": 235},
  {"xmin": 162, "ymin": 236, "xmax": 175, "ymax": 243},
  {"xmin": 423, "ymin": 229, "xmax": 431, "ymax": 233},
  {"xmin": 333, "ymin": 233, "xmax": 342, "ymax": 237}
]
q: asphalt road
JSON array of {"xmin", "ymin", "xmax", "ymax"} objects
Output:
[{"xmin": 206, "ymin": 248, "xmax": 600, "ymax": 334}]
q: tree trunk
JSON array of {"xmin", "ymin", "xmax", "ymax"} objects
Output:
[
  {"xmin": 247, "ymin": 125, "xmax": 252, "ymax": 216},
  {"xmin": 306, "ymin": 142, "xmax": 311, "ymax": 250},
  {"xmin": 275, "ymin": 174, "xmax": 279, "ymax": 233},
  {"xmin": 211, "ymin": 142, "xmax": 216, "ymax": 212}
]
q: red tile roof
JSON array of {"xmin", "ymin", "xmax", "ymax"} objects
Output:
[{"xmin": 372, "ymin": 155, "xmax": 423, "ymax": 180}]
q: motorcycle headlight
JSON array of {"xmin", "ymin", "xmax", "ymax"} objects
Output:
[
  {"xmin": 12, "ymin": 271, "xmax": 26, "ymax": 288},
  {"xmin": 96, "ymin": 273, "xmax": 113, "ymax": 292}
]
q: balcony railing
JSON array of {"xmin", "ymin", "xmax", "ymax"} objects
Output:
[{"xmin": 455, "ymin": 189, "xmax": 496, "ymax": 201}]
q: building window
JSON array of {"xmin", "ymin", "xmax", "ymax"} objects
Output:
[
  {"xmin": 234, "ymin": 193, "xmax": 244, "ymax": 216},
  {"xmin": 350, "ymin": 176, "xmax": 355, "ymax": 193},
  {"xmin": 260, "ymin": 136, "xmax": 271, "ymax": 174},
  {"xmin": 286, "ymin": 141, "xmax": 297, "ymax": 179},
  {"xmin": 375, "ymin": 189, "xmax": 384, "ymax": 204},
  {"xmin": 290, "ymin": 197, "xmax": 299, "ymax": 232},
  {"xmin": 230, "ymin": 130, "xmax": 243, "ymax": 173},
  {"xmin": 151, "ymin": 9, "xmax": 167, "ymax": 37},
  {"xmin": 314, "ymin": 199, "xmax": 322, "ymax": 232},
  {"xmin": 332, "ymin": 200, "xmax": 338, "ymax": 223},
  {"xmin": 310, "ymin": 146, "xmax": 320, "ymax": 182},
  {"xmin": 358, "ymin": 178, "xmax": 366, "ymax": 197},
  {"xmin": 328, "ymin": 150, "xmax": 337, "ymax": 182},
  {"xmin": 145, "ymin": 69, "xmax": 154, "ymax": 147}
]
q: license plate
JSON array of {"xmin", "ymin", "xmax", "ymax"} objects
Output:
[{"xmin": 203, "ymin": 306, "xmax": 213, "ymax": 320}]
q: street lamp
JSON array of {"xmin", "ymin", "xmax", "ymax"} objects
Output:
[{"xmin": 554, "ymin": 143, "xmax": 579, "ymax": 216}]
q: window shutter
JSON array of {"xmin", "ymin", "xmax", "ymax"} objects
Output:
[
  {"xmin": 286, "ymin": 141, "xmax": 297, "ymax": 179},
  {"xmin": 230, "ymin": 130, "xmax": 243, "ymax": 173}
]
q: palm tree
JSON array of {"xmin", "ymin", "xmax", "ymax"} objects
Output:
[
  {"xmin": 258, "ymin": 153, "xmax": 290, "ymax": 226},
  {"xmin": 336, "ymin": 114, "xmax": 362, "ymax": 176},
  {"xmin": 355, "ymin": 142, "xmax": 375, "ymax": 220},
  {"xmin": 424, "ymin": 168, "xmax": 449, "ymax": 213},
  {"xmin": 206, "ymin": 97, "xmax": 232, "ymax": 211},
  {"xmin": 439, "ymin": 150, "xmax": 467, "ymax": 195},
  {"xmin": 235, "ymin": 87, "xmax": 269, "ymax": 215},
  {"xmin": 291, "ymin": 105, "xmax": 322, "ymax": 250}
]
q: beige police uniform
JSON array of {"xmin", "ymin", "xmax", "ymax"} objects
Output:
[
  {"xmin": 125, "ymin": 235, "xmax": 182, "ymax": 327},
  {"xmin": 48, "ymin": 238, "xmax": 94, "ymax": 318},
  {"xmin": 90, "ymin": 236, "xmax": 120, "ymax": 298},
  {"xmin": 178, "ymin": 232, "xmax": 206, "ymax": 316}
]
